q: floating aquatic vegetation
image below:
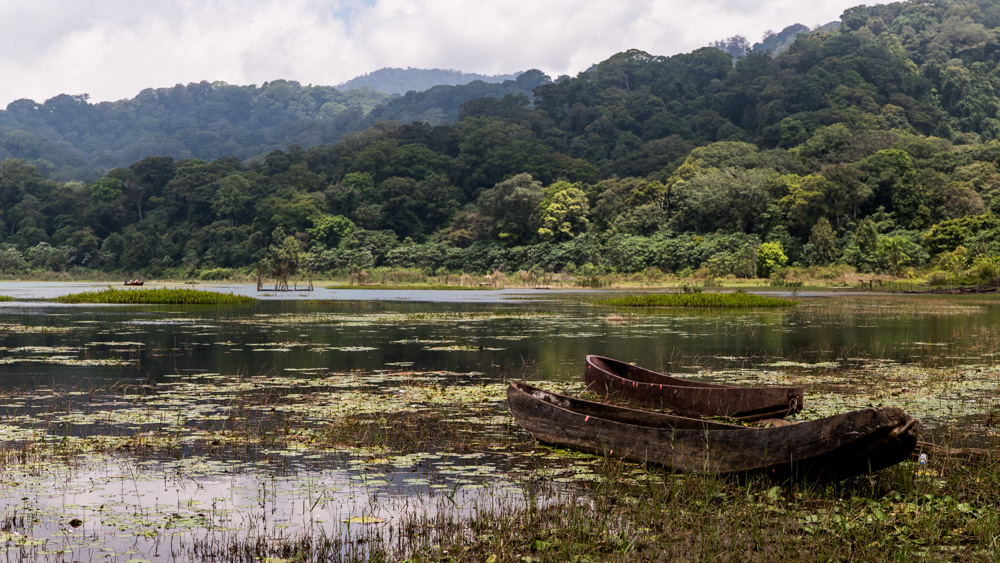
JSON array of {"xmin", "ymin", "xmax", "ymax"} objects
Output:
[
  {"xmin": 86, "ymin": 341, "xmax": 144, "ymax": 347},
  {"xmin": 596, "ymin": 293, "xmax": 796, "ymax": 308},
  {"xmin": 766, "ymin": 360, "xmax": 842, "ymax": 369},
  {"xmin": 391, "ymin": 338, "xmax": 453, "ymax": 345},
  {"xmin": 0, "ymin": 292, "xmax": 999, "ymax": 559},
  {"xmin": 0, "ymin": 323, "xmax": 78, "ymax": 334},
  {"xmin": 422, "ymin": 345, "xmax": 507, "ymax": 352},
  {"xmin": 0, "ymin": 368, "xmax": 575, "ymax": 560},
  {"xmin": 0, "ymin": 357, "xmax": 134, "ymax": 366},
  {"xmin": 250, "ymin": 311, "xmax": 546, "ymax": 327},
  {"xmin": 0, "ymin": 345, "xmax": 82, "ymax": 353}
]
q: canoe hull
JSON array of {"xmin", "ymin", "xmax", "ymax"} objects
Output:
[
  {"xmin": 585, "ymin": 355, "xmax": 804, "ymax": 420},
  {"xmin": 508, "ymin": 381, "xmax": 918, "ymax": 480}
]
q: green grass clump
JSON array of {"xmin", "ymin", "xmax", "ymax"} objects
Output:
[
  {"xmin": 0, "ymin": 295, "xmax": 14, "ymax": 302},
  {"xmin": 53, "ymin": 287, "xmax": 256, "ymax": 305},
  {"xmin": 597, "ymin": 292, "xmax": 796, "ymax": 308}
]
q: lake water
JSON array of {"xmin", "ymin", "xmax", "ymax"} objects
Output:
[
  {"xmin": 0, "ymin": 283, "xmax": 997, "ymax": 560},
  {"xmin": 0, "ymin": 282, "xmax": 995, "ymax": 383}
]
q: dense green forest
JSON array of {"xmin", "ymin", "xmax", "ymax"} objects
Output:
[
  {"xmin": 336, "ymin": 68, "xmax": 522, "ymax": 95},
  {"xmin": 0, "ymin": 73, "xmax": 545, "ymax": 182},
  {"xmin": 5, "ymin": 0, "xmax": 1000, "ymax": 285}
]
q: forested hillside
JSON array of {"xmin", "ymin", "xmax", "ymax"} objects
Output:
[
  {"xmin": 4, "ymin": 0, "xmax": 1000, "ymax": 286},
  {"xmin": 0, "ymin": 73, "xmax": 541, "ymax": 182},
  {"xmin": 336, "ymin": 68, "xmax": 522, "ymax": 95}
]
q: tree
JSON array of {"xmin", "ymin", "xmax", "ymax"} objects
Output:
[
  {"xmin": 307, "ymin": 215, "xmax": 355, "ymax": 249},
  {"xmin": 845, "ymin": 216, "xmax": 880, "ymax": 273},
  {"xmin": 861, "ymin": 149, "xmax": 928, "ymax": 229},
  {"xmin": 779, "ymin": 174, "xmax": 830, "ymax": 238},
  {"xmin": 807, "ymin": 217, "xmax": 838, "ymax": 266},
  {"xmin": 211, "ymin": 174, "xmax": 253, "ymax": 226},
  {"xmin": 538, "ymin": 182, "xmax": 590, "ymax": 241},
  {"xmin": 756, "ymin": 241, "xmax": 787, "ymax": 278},
  {"xmin": 711, "ymin": 35, "xmax": 751, "ymax": 60},
  {"xmin": 876, "ymin": 236, "xmax": 911, "ymax": 276},
  {"xmin": 922, "ymin": 213, "xmax": 999, "ymax": 257},
  {"xmin": 671, "ymin": 168, "xmax": 779, "ymax": 234},
  {"xmin": 84, "ymin": 177, "xmax": 126, "ymax": 238},
  {"xmin": 0, "ymin": 245, "xmax": 25, "ymax": 273},
  {"xmin": 476, "ymin": 173, "xmax": 544, "ymax": 245}
]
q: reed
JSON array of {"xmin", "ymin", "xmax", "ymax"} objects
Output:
[
  {"xmin": 177, "ymin": 442, "xmax": 1000, "ymax": 562},
  {"xmin": 52, "ymin": 287, "xmax": 256, "ymax": 304}
]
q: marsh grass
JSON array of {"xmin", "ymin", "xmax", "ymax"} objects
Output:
[
  {"xmin": 52, "ymin": 287, "xmax": 256, "ymax": 304},
  {"xmin": 0, "ymin": 371, "xmax": 998, "ymax": 561},
  {"xmin": 176, "ymin": 439, "xmax": 1000, "ymax": 562},
  {"xmin": 597, "ymin": 292, "xmax": 796, "ymax": 308}
]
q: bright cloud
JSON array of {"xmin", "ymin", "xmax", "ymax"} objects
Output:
[{"xmin": 0, "ymin": 0, "xmax": 887, "ymax": 106}]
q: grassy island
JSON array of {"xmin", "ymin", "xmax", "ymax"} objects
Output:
[
  {"xmin": 53, "ymin": 287, "xmax": 256, "ymax": 305},
  {"xmin": 597, "ymin": 292, "xmax": 796, "ymax": 308}
]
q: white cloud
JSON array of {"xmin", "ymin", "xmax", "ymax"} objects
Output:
[{"xmin": 0, "ymin": 0, "xmax": 887, "ymax": 106}]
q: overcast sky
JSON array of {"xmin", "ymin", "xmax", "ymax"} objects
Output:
[{"xmin": 0, "ymin": 0, "xmax": 888, "ymax": 107}]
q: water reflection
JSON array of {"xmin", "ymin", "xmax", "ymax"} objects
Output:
[
  {"xmin": 0, "ymin": 288, "xmax": 998, "ymax": 384},
  {"xmin": 0, "ymin": 286, "xmax": 999, "ymax": 558}
]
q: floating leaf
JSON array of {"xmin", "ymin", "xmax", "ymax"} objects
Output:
[{"xmin": 341, "ymin": 515, "xmax": 385, "ymax": 524}]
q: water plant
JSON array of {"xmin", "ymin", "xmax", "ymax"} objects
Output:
[
  {"xmin": 596, "ymin": 292, "xmax": 796, "ymax": 308},
  {"xmin": 52, "ymin": 287, "xmax": 256, "ymax": 304},
  {"xmin": 0, "ymin": 293, "xmax": 996, "ymax": 561}
]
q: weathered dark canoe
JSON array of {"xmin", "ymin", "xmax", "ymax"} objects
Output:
[
  {"xmin": 508, "ymin": 381, "xmax": 918, "ymax": 480},
  {"xmin": 585, "ymin": 355, "xmax": 804, "ymax": 421}
]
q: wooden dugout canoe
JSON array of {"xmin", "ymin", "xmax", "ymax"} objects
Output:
[
  {"xmin": 585, "ymin": 355, "xmax": 804, "ymax": 421},
  {"xmin": 508, "ymin": 381, "xmax": 918, "ymax": 480}
]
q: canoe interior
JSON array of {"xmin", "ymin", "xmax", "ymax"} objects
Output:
[
  {"xmin": 589, "ymin": 356, "xmax": 725, "ymax": 388},
  {"xmin": 507, "ymin": 380, "xmax": 919, "ymax": 481},
  {"xmin": 585, "ymin": 355, "xmax": 804, "ymax": 420}
]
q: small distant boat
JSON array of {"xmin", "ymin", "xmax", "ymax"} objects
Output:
[
  {"xmin": 507, "ymin": 381, "xmax": 918, "ymax": 480},
  {"xmin": 123, "ymin": 280, "xmax": 144, "ymax": 286},
  {"xmin": 585, "ymin": 355, "xmax": 803, "ymax": 421}
]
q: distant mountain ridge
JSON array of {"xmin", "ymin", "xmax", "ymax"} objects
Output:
[
  {"xmin": 0, "ymin": 70, "xmax": 544, "ymax": 182},
  {"xmin": 337, "ymin": 67, "xmax": 523, "ymax": 95}
]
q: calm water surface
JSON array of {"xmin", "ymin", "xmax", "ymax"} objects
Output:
[
  {"xmin": 0, "ymin": 283, "xmax": 997, "ymax": 560},
  {"xmin": 0, "ymin": 282, "xmax": 996, "ymax": 384}
]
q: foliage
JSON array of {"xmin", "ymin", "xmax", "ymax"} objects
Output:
[
  {"xmin": 756, "ymin": 241, "xmax": 788, "ymax": 278},
  {"xmin": 922, "ymin": 213, "xmax": 1000, "ymax": 257},
  {"xmin": 844, "ymin": 217, "xmax": 881, "ymax": 273},
  {"xmin": 8, "ymin": 1, "xmax": 1000, "ymax": 279},
  {"xmin": 807, "ymin": 217, "xmax": 839, "ymax": 266},
  {"xmin": 198, "ymin": 267, "xmax": 237, "ymax": 281},
  {"xmin": 336, "ymin": 67, "xmax": 521, "ymax": 95}
]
